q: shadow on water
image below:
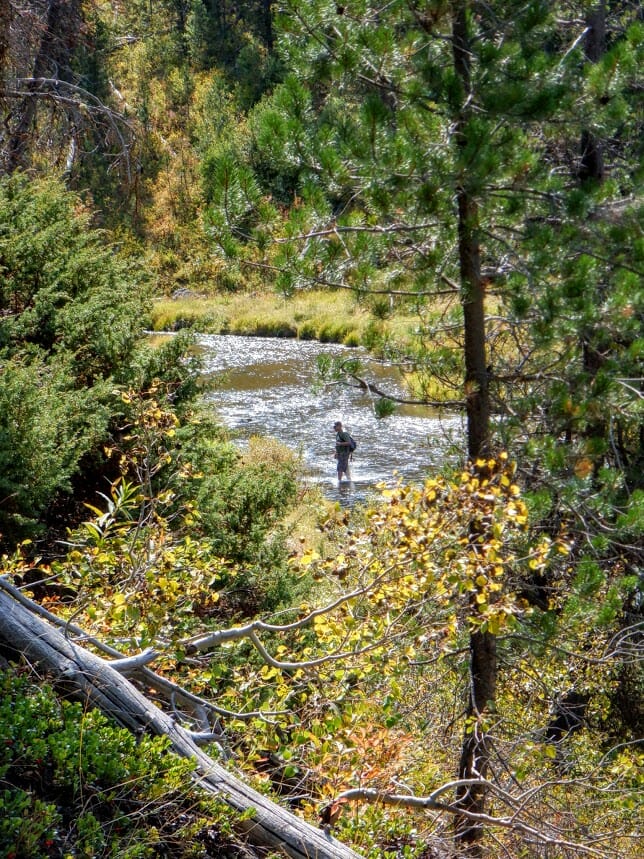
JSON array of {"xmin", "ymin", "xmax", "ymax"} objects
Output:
[{"xmin": 199, "ymin": 334, "xmax": 464, "ymax": 505}]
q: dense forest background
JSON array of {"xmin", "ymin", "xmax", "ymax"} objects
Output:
[{"xmin": 0, "ymin": 2, "xmax": 642, "ymax": 858}]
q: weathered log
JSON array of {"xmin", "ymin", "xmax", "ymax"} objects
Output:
[{"xmin": 0, "ymin": 588, "xmax": 363, "ymax": 859}]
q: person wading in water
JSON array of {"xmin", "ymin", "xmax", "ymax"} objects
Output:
[{"xmin": 333, "ymin": 421, "xmax": 355, "ymax": 485}]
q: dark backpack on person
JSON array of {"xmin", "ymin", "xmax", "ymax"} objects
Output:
[{"xmin": 348, "ymin": 435, "xmax": 357, "ymax": 453}]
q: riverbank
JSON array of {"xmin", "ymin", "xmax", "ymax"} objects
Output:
[
  {"xmin": 149, "ymin": 288, "xmax": 420, "ymax": 349},
  {"xmin": 148, "ymin": 288, "xmax": 460, "ymax": 404}
]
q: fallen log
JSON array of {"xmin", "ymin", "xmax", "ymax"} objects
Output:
[{"xmin": 0, "ymin": 587, "xmax": 363, "ymax": 859}]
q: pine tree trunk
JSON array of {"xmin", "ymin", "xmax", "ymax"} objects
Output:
[
  {"xmin": 580, "ymin": 2, "xmax": 608, "ymax": 465},
  {"xmin": 579, "ymin": 3, "xmax": 606, "ymax": 182},
  {"xmin": 458, "ymin": 189, "xmax": 490, "ymax": 460},
  {"xmin": 452, "ymin": 0, "xmax": 490, "ymax": 460},
  {"xmin": 261, "ymin": 0, "xmax": 274, "ymax": 50},
  {"xmin": 0, "ymin": 0, "xmax": 11, "ymax": 83},
  {"xmin": 455, "ymin": 630, "xmax": 497, "ymax": 856},
  {"xmin": 452, "ymin": 6, "xmax": 495, "ymax": 854}
]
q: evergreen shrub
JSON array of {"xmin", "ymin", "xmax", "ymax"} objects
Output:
[{"xmin": 0, "ymin": 670, "xmax": 209, "ymax": 858}]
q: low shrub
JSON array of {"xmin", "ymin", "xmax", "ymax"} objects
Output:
[{"xmin": 0, "ymin": 670, "xmax": 218, "ymax": 858}]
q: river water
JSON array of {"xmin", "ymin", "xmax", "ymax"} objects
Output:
[{"xmin": 200, "ymin": 334, "xmax": 464, "ymax": 504}]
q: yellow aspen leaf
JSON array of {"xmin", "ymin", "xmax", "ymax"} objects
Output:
[
  {"xmin": 485, "ymin": 615, "xmax": 500, "ymax": 634},
  {"xmin": 475, "ymin": 574, "xmax": 488, "ymax": 587},
  {"xmin": 476, "ymin": 592, "xmax": 487, "ymax": 604}
]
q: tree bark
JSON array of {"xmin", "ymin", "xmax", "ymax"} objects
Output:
[
  {"xmin": 0, "ymin": 586, "xmax": 363, "ymax": 859},
  {"xmin": 580, "ymin": 2, "xmax": 608, "ymax": 468},
  {"xmin": 0, "ymin": 0, "xmax": 11, "ymax": 87},
  {"xmin": 261, "ymin": 0, "xmax": 274, "ymax": 50},
  {"xmin": 452, "ymin": 1, "xmax": 490, "ymax": 460},
  {"xmin": 455, "ymin": 629, "xmax": 497, "ymax": 856},
  {"xmin": 451, "ymin": 7, "xmax": 495, "ymax": 855},
  {"xmin": 579, "ymin": 2, "xmax": 606, "ymax": 182},
  {"xmin": 457, "ymin": 189, "xmax": 489, "ymax": 460}
]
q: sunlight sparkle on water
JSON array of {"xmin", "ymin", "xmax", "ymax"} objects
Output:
[{"xmin": 200, "ymin": 335, "xmax": 463, "ymax": 503}]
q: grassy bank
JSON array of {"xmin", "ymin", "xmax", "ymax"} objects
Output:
[
  {"xmin": 149, "ymin": 288, "xmax": 463, "ymax": 403},
  {"xmin": 149, "ymin": 288, "xmax": 428, "ymax": 351}
]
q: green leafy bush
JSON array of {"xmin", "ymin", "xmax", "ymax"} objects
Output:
[
  {"xmin": 0, "ymin": 175, "xmax": 149, "ymax": 381},
  {"xmin": 0, "ymin": 175, "xmax": 156, "ymax": 542},
  {"xmin": 0, "ymin": 356, "xmax": 111, "ymax": 536},
  {"xmin": 0, "ymin": 670, "xmax": 213, "ymax": 858},
  {"xmin": 181, "ymin": 426, "xmax": 301, "ymax": 613}
]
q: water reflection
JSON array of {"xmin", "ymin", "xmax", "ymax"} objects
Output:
[{"xmin": 200, "ymin": 335, "xmax": 464, "ymax": 504}]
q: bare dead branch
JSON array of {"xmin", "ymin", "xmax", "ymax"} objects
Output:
[
  {"xmin": 1, "ymin": 76, "xmax": 135, "ymax": 180},
  {"xmin": 334, "ymin": 781, "xmax": 617, "ymax": 857},
  {"xmin": 341, "ymin": 365, "xmax": 465, "ymax": 409},
  {"xmin": 0, "ymin": 584, "xmax": 364, "ymax": 859}
]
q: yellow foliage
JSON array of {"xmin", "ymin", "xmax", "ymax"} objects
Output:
[{"xmin": 290, "ymin": 454, "xmax": 566, "ymax": 679}]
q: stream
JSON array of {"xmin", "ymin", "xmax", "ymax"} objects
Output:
[{"xmin": 200, "ymin": 334, "xmax": 464, "ymax": 504}]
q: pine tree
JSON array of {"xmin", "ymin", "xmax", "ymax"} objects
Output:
[
  {"xmin": 209, "ymin": 0, "xmax": 641, "ymax": 469},
  {"xmin": 204, "ymin": 3, "xmax": 642, "ymax": 852}
]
